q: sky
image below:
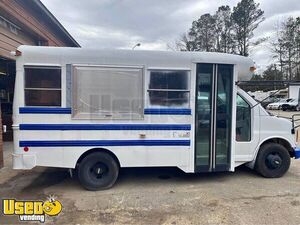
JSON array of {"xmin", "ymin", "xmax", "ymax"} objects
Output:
[{"xmin": 41, "ymin": 0, "xmax": 300, "ymax": 73}]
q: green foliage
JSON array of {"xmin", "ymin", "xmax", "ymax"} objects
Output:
[
  {"xmin": 215, "ymin": 5, "xmax": 235, "ymax": 53},
  {"xmin": 188, "ymin": 13, "xmax": 216, "ymax": 51},
  {"xmin": 176, "ymin": 0, "xmax": 300, "ymax": 86},
  {"xmin": 231, "ymin": 0, "xmax": 264, "ymax": 56},
  {"xmin": 272, "ymin": 16, "xmax": 300, "ymax": 80},
  {"xmin": 262, "ymin": 64, "xmax": 283, "ymax": 81},
  {"xmin": 179, "ymin": 0, "xmax": 264, "ymax": 56}
]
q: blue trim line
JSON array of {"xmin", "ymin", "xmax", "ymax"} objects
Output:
[
  {"xmin": 19, "ymin": 140, "xmax": 191, "ymax": 147},
  {"xmin": 144, "ymin": 108, "xmax": 191, "ymax": 115},
  {"xmin": 19, "ymin": 107, "xmax": 71, "ymax": 114},
  {"xmin": 19, "ymin": 124, "xmax": 191, "ymax": 131},
  {"xmin": 19, "ymin": 107, "xmax": 191, "ymax": 115}
]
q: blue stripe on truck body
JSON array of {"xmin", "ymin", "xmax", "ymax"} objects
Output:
[
  {"xmin": 19, "ymin": 140, "xmax": 191, "ymax": 147},
  {"xmin": 19, "ymin": 124, "xmax": 191, "ymax": 131},
  {"xmin": 19, "ymin": 107, "xmax": 192, "ymax": 115}
]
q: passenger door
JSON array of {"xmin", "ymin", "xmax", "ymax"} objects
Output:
[
  {"xmin": 235, "ymin": 93, "xmax": 260, "ymax": 164},
  {"xmin": 195, "ymin": 64, "xmax": 234, "ymax": 172}
]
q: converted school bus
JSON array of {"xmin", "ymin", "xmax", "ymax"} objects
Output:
[{"xmin": 12, "ymin": 46, "xmax": 300, "ymax": 190}]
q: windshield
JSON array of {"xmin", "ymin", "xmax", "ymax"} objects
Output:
[{"xmin": 278, "ymin": 99, "xmax": 287, "ymax": 103}]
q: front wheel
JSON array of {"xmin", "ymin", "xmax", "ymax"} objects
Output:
[
  {"xmin": 255, "ymin": 143, "xmax": 290, "ymax": 178},
  {"xmin": 78, "ymin": 152, "xmax": 119, "ymax": 190}
]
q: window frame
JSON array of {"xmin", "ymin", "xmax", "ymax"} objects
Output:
[
  {"xmin": 236, "ymin": 94, "xmax": 252, "ymax": 142},
  {"xmin": 147, "ymin": 68, "xmax": 191, "ymax": 108},
  {"xmin": 71, "ymin": 64, "xmax": 145, "ymax": 120},
  {"xmin": 24, "ymin": 65, "xmax": 62, "ymax": 107}
]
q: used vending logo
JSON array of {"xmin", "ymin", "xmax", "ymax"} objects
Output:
[{"xmin": 2, "ymin": 196, "xmax": 62, "ymax": 223}]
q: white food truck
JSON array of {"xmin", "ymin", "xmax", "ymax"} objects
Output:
[{"xmin": 12, "ymin": 46, "xmax": 300, "ymax": 190}]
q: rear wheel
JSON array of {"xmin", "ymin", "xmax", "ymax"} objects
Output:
[
  {"xmin": 78, "ymin": 152, "xmax": 119, "ymax": 190},
  {"xmin": 255, "ymin": 143, "xmax": 290, "ymax": 178}
]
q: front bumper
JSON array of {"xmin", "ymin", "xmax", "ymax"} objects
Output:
[
  {"xmin": 12, "ymin": 153, "xmax": 36, "ymax": 169},
  {"xmin": 294, "ymin": 147, "xmax": 300, "ymax": 159}
]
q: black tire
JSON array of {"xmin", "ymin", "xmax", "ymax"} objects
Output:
[
  {"xmin": 78, "ymin": 152, "xmax": 119, "ymax": 191},
  {"xmin": 255, "ymin": 143, "xmax": 290, "ymax": 178},
  {"xmin": 282, "ymin": 105, "xmax": 287, "ymax": 111}
]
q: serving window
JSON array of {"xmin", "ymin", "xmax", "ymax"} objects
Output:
[
  {"xmin": 72, "ymin": 65, "xmax": 144, "ymax": 119},
  {"xmin": 24, "ymin": 66, "xmax": 61, "ymax": 106},
  {"xmin": 148, "ymin": 70, "xmax": 190, "ymax": 107}
]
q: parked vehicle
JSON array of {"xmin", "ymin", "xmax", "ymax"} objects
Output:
[
  {"xmin": 266, "ymin": 98, "xmax": 293, "ymax": 110},
  {"xmin": 282, "ymin": 99, "xmax": 299, "ymax": 111},
  {"xmin": 12, "ymin": 46, "xmax": 300, "ymax": 190},
  {"xmin": 260, "ymin": 97, "xmax": 280, "ymax": 109}
]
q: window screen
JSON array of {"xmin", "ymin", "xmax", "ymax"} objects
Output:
[
  {"xmin": 148, "ymin": 70, "xmax": 190, "ymax": 107},
  {"xmin": 24, "ymin": 66, "xmax": 61, "ymax": 106},
  {"xmin": 72, "ymin": 65, "xmax": 144, "ymax": 119}
]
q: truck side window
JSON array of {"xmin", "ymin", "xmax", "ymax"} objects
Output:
[
  {"xmin": 72, "ymin": 65, "xmax": 144, "ymax": 119},
  {"xmin": 236, "ymin": 95, "xmax": 251, "ymax": 141},
  {"xmin": 24, "ymin": 66, "xmax": 61, "ymax": 106},
  {"xmin": 148, "ymin": 70, "xmax": 190, "ymax": 107}
]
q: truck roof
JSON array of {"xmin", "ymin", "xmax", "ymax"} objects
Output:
[{"xmin": 17, "ymin": 45, "xmax": 255, "ymax": 80}]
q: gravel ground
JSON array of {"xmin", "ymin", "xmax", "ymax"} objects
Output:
[{"xmin": 0, "ymin": 110, "xmax": 300, "ymax": 225}]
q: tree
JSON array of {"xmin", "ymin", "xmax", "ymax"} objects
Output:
[
  {"xmin": 180, "ymin": 6, "xmax": 234, "ymax": 53},
  {"xmin": 188, "ymin": 13, "xmax": 216, "ymax": 51},
  {"xmin": 177, "ymin": 0, "xmax": 264, "ymax": 55},
  {"xmin": 272, "ymin": 17, "xmax": 300, "ymax": 80},
  {"xmin": 271, "ymin": 25, "xmax": 285, "ymax": 76},
  {"xmin": 294, "ymin": 17, "xmax": 300, "ymax": 80},
  {"xmin": 282, "ymin": 18, "xmax": 297, "ymax": 80},
  {"xmin": 231, "ymin": 0, "xmax": 264, "ymax": 56},
  {"xmin": 262, "ymin": 64, "xmax": 283, "ymax": 81},
  {"xmin": 214, "ymin": 6, "xmax": 235, "ymax": 53},
  {"xmin": 174, "ymin": 33, "xmax": 194, "ymax": 51}
]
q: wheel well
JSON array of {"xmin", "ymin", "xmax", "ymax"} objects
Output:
[
  {"xmin": 76, "ymin": 148, "xmax": 121, "ymax": 168},
  {"xmin": 260, "ymin": 138, "xmax": 294, "ymax": 157}
]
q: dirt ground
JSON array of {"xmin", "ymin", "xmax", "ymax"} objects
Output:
[{"xmin": 0, "ymin": 110, "xmax": 300, "ymax": 225}]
